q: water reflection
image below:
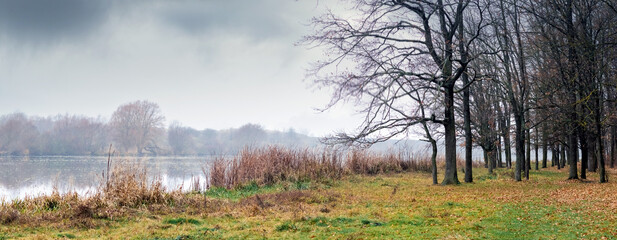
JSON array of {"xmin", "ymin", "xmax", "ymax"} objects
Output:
[{"xmin": 0, "ymin": 156, "xmax": 210, "ymax": 201}]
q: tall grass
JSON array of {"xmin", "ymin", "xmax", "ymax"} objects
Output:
[
  {"xmin": 347, "ymin": 149, "xmax": 434, "ymax": 175},
  {"xmin": 0, "ymin": 160, "xmax": 180, "ymax": 225},
  {"xmin": 206, "ymin": 146, "xmax": 437, "ymax": 189},
  {"xmin": 0, "ymin": 146, "xmax": 444, "ymax": 226},
  {"xmin": 102, "ymin": 161, "xmax": 167, "ymax": 207},
  {"xmin": 206, "ymin": 146, "xmax": 344, "ymax": 189}
]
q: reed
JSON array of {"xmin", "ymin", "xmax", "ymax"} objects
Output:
[
  {"xmin": 206, "ymin": 146, "xmax": 435, "ymax": 189},
  {"xmin": 207, "ymin": 146, "xmax": 344, "ymax": 189},
  {"xmin": 0, "ymin": 146, "xmax": 438, "ymax": 227}
]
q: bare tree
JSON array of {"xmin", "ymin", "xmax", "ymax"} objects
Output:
[
  {"xmin": 168, "ymin": 121, "xmax": 196, "ymax": 155},
  {"xmin": 51, "ymin": 115, "xmax": 105, "ymax": 155},
  {"xmin": 478, "ymin": 0, "xmax": 530, "ymax": 181},
  {"xmin": 304, "ymin": 0, "xmax": 486, "ymax": 185},
  {"xmin": 110, "ymin": 100, "xmax": 165, "ymax": 155},
  {"xmin": 524, "ymin": 0, "xmax": 617, "ymax": 182},
  {"xmin": 0, "ymin": 113, "xmax": 38, "ymax": 155}
]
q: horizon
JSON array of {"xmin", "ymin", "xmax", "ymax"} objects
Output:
[{"xmin": 0, "ymin": 106, "xmax": 426, "ymax": 142}]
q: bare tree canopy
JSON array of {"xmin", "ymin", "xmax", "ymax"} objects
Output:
[
  {"xmin": 110, "ymin": 100, "xmax": 165, "ymax": 155},
  {"xmin": 303, "ymin": 0, "xmax": 488, "ymax": 184}
]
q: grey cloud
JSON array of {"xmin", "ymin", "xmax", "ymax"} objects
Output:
[
  {"xmin": 0, "ymin": 0, "xmax": 112, "ymax": 45},
  {"xmin": 0, "ymin": 0, "xmax": 317, "ymax": 46},
  {"xmin": 160, "ymin": 1, "xmax": 313, "ymax": 41}
]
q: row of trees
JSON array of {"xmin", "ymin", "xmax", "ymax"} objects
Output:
[
  {"xmin": 306, "ymin": 0, "xmax": 617, "ymax": 184},
  {"xmin": 0, "ymin": 101, "xmax": 314, "ymax": 156}
]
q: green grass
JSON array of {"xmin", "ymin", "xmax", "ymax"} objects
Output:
[
  {"xmin": 204, "ymin": 180, "xmax": 314, "ymax": 201},
  {"xmin": 163, "ymin": 218, "xmax": 202, "ymax": 225},
  {"xmin": 2, "ymin": 167, "xmax": 617, "ymax": 239},
  {"xmin": 204, "ymin": 181, "xmax": 268, "ymax": 200},
  {"xmin": 56, "ymin": 233, "xmax": 76, "ymax": 239}
]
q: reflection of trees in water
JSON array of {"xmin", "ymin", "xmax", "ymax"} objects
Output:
[
  {"xmin": 0, "ymin": 156, "xmax": 209, "ymax": 199},
  {"xmin": 0, "ymin": 156, "xmax": 106, "ymax": 188}
]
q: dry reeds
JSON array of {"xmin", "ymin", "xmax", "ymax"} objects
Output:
[
  {"xmin": 347, "ymin": 150, "xmax": 433, "ymax": 174},
  {"xmin": 0, "ymin": 207, "xmax": 19, "ymax": 224},
  {"xmin": 206, "ymin": 146, "xmax": 435, "ymax": 189},
  {"xmin": 0, "ymin": 159, "xmax": 182, "ymax": 226},
  {"xmin": 102, "ymin": 161, "xmax": 166, "ymax": 207},
  {"xmin": 207, "ymin": 146, "xmax": 344, "ymax": 189},
  {"xmin": 0, "ymin": 146, "xmax": 438, "ymax": 228}
]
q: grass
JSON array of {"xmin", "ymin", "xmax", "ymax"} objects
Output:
[
  {"xmin": 205, "ymin": 146, "xmax": 440, "ymax": 189},
  {"xmin": 163, "ymin": 218, "xmax": 202, "ymax": 225},
  {"xmin": 2, "ymin": 165, "xmax": 617, "ymax": 239}
]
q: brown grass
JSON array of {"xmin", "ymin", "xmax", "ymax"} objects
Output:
[
  {"xmin": 206, "ymin": 146, "xmax": 344, "ymax": 189},
  {"xmin": 103, "ymin": 161, "xmax": 167, "ymax": 207},
  {"xmin": 347, "ymin": 149, "xmax": 434, "ymax": 174},
  {"xmin": 0, "ymin": 146, "xmax": 444, "ymax": 228},
  {"xmin": 0, "ymin": 160, "xmax": 199, "ymax": 227},
  {"xmin": 206, "ymin": 146, "xmax": 438, "ymax": 189}
]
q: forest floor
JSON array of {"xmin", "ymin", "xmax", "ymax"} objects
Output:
[{"xmin": 2, "ymin": 166, "xmax": 617, "ymax": 239}]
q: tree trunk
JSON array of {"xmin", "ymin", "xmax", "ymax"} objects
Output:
[
  {"xmin": 485, "ymin": 149, "xmax": 493, "ymax": 174},
  {"xmin": 542, "ymin": 125, "xmax": 548, "ymax": 168},
  {"xmin": 560, "ymin": 143, "xmax": 567, "ymax": 169},
  {"xmin": 589, "ymin": 136, "xmax": 597, "ymax": 172},
  {"xmin": 611, "ymin": 126, "xmax": 617, "ymax": 168},
  {"xmin": 498, "ymin": 137, "xmax": 504, "ymax": 168},
  {"xmin": 599, "ymin": 135, "xmax": 607, "ymax": 182},
  {"xmin": 513, "ymin": 0, "xmax": 529, "ymax": 181},
  {"xmin": 505, "ymin": 113, "xmax": 512, "ymax": 169},
  {"xmin": 460, "ymin": 17, "xmax": 473, "ymax": 183},
  {"xmin": 496, "ymin": 98, "xmax": 505, "ymax": 169},
  {"xmin": 514, "ymin": 111, "xmax": 525, "ymax": 181},
  {"xmin": 579, "ymin": 131, "xmax": 588, "ymax": 179},
  {"xmin": 526, "ymin": 127, "xmax": 531, "ymax": 179},
  {"xmin": 595, "ymin": 74, "xmax": 606, "ymax": 183},
  {"xmin": 552, "ymin": 145, "xmax": 558, "ymax": 168},
  {"xmin": 497, "ymin": 1, "xmax": 514, "ymax": 170},
  {"xmin": 535, "ymin": 126, "xmax": 539, "ymax": 170},
  {"xmin": 568, "ymin": 128, "xmax": 579, "ymax": 179},
  {"xmin": 442, "ymin": 86, "xmax": 460, "ymax": 185},
  {"xmin": 431, "ymin": 139, "xmax": 438, "ymax": 185},
  {"xmin": 492, "ymin": 148, "xmax": 497, "ymax": 173}
]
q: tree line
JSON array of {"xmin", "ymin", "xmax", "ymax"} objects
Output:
[
  {"xmin": 304, "ymin": 0, "xmax": 617, "ymax": 184},
  {"xmin": 0, "ymin": 100, "xmax": 314, "ymax": 156}
]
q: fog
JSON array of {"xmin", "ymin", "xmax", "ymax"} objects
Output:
[
  {"xmin": 0, "ymin": 108, "xmax": 430, "ymax": 156},
  {"xmin": 0, "ymin": 0, "xmax": 360, "ymax": 137}
]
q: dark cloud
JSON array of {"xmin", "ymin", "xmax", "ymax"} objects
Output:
[
  {"xmin": 0, "ymin": 0, "xmax": 112, "ymax": 44},
  {"xmin": 0, "ymin": 0, "xmax": 318, "ymax": 45},
  {"xmin": 160, "ymin": 1, "xmax": 314, "ymax": 41}
]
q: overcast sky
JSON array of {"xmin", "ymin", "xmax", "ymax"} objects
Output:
[{"xmin": 0, "ymin": 0, "xmax": 362, "ymax": 137}]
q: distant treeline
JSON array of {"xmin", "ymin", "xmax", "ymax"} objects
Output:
[{"xmin": 0, "ymin": 101, "xmax": 318, "ymax": 156}]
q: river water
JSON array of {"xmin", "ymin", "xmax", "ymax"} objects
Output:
[{"xmin": 0, "ymin": 156, "xmax": 211, "ymax": 201}]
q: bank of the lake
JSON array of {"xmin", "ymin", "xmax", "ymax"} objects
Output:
[
  {"xmin": 1, "ymin": 167, "xmax": 616, "ymax": 239},
  {"xmin": 0, "ymin": 156, "xmax": 210, "ymax": 201}
]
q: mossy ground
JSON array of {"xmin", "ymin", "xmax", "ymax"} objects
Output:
[{"xmin": 2, "ymin": 167, "xmax": 617, "ymax": 239}]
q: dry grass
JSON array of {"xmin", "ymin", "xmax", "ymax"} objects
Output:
[
  {"xmin": 206, "ymin": 146, "xmax": 344, "ymax": 189},
  {"xmin": 5, "ymin": 150, "xmax": 615, "ymax": 238},
  {"xmin": 8, "ymin": 167, "xmax": 616, "ymax": 239},
  {"xmin": 0, "ymin": 146, "xmax": 441, "ymax": 229},
  {"xmin": 206, "ymin": 146, "xmax": 439, "ymax": 189},
  {"xmin": 102, "ymin": 161, "xmax": 167, "ymax": 207},
  {"xmin": 0, "ymin": 160, "xmax": 208, "ymax": 228},
  {"xmin": 347, "ymin": 149, "xmax": 434, "ymax": 174}
]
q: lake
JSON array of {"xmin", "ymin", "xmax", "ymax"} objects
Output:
[{"xmin": 0, "ymin": 156, "xmax": 211, "ymax": 201}]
